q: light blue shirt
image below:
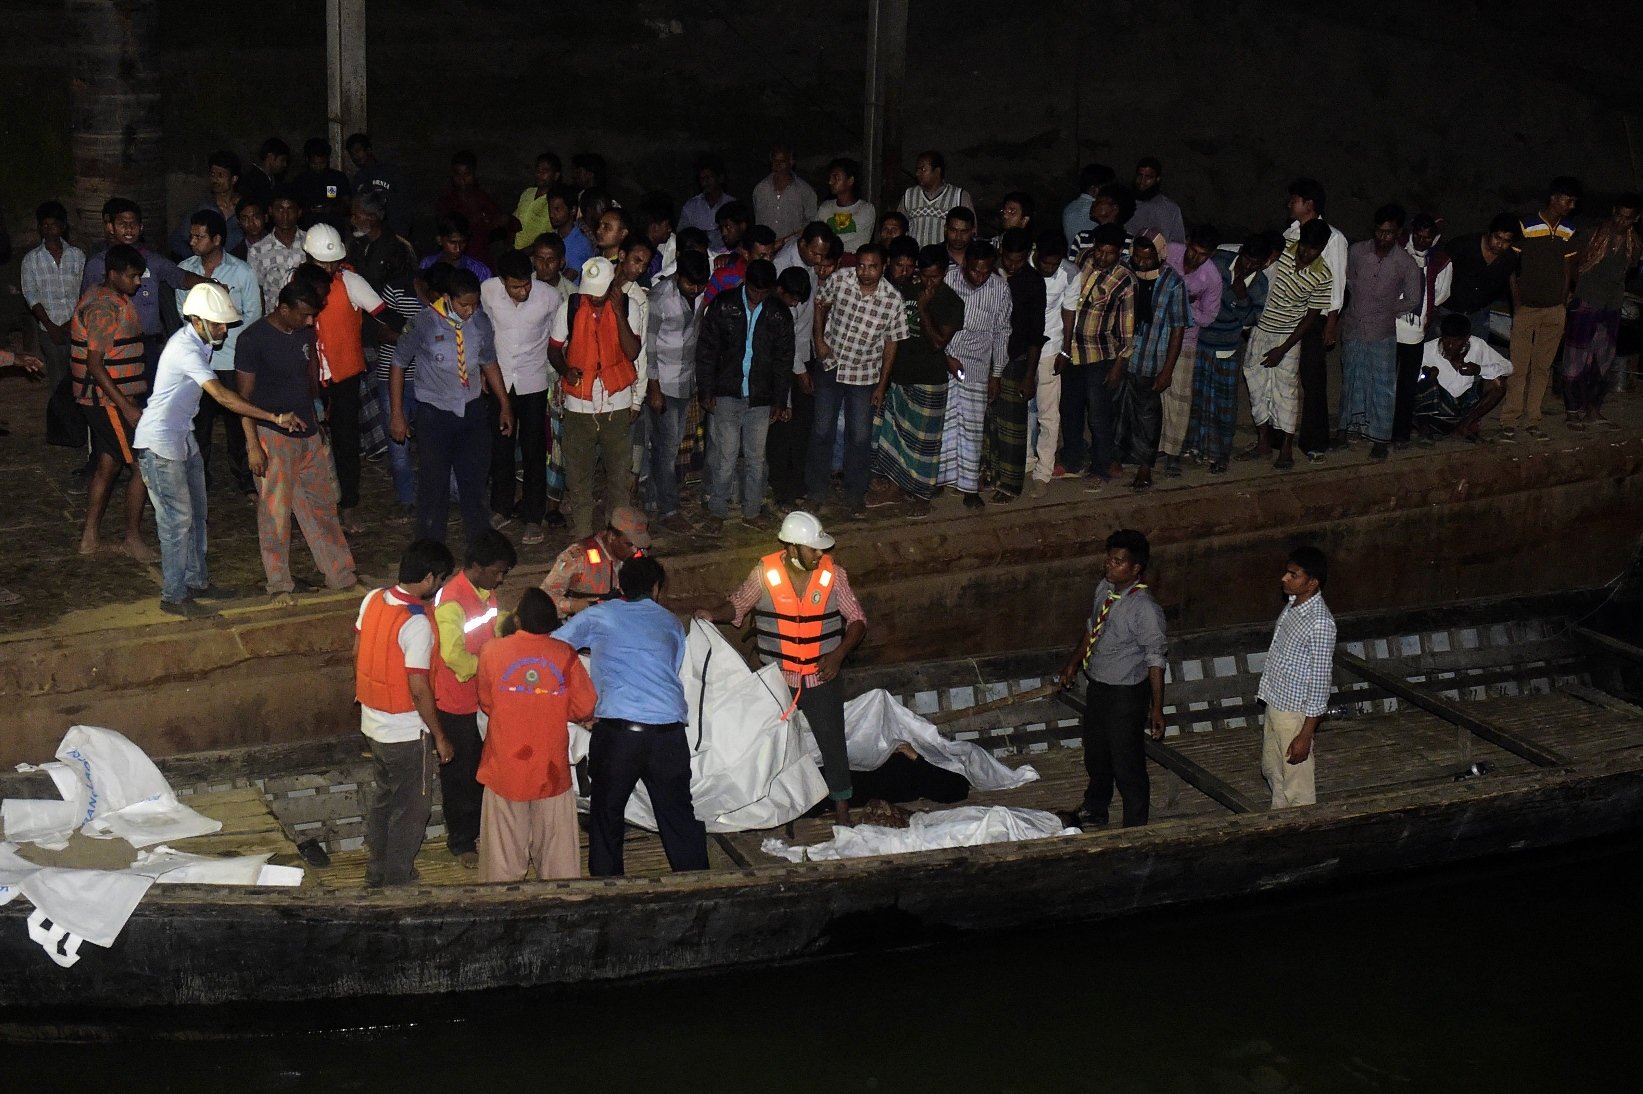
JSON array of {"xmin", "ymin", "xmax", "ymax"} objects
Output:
[
  {"xmin": 175, "ymin": 253, "xmax": 263, "ymax": 372},
  {"xmin": 133, "ymin": 324, "xmax": 218, "ymax": 460},
  {"xmin": 393, "ymin": 301, "xmax": 496, "ymax": 417},
  {"xmin": 553, "ymin": 598, "xmax": 689, "ymax": 724},
  {"xmin": 739, "ymin": 286, "xmax": 764, "ymax": 397}
]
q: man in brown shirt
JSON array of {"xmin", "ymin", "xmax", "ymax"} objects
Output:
[{"xmin": 1502, "ymin": 177, "xmax": 1582, "ymax": 441}]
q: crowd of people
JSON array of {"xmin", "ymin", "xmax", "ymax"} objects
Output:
[{"xmin": 13, "ymin": 134, "xmax": 1639, "ymax": 618}]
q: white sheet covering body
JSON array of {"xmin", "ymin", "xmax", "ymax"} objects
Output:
[
  {"xmin": 570, "ymin": 621, "xmax": 829, "ymax": 833},
  {"xmin": 569, "ymin": 624, "xmax": 1042, "ymax": 833},
  {"xmin": 2, "ymin": 727, "xmax": 302, "ymax": 969},
  {"xmin": 761, "ymin": 805, "xmax": 1077, "ymax": 862}
]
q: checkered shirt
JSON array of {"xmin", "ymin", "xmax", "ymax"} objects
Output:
[
  {"xmin": 249, "ymin": 231, "xmax": 308, "ymax": 315},
  {"xmin": 21, "ymin": 242, "xmax": 87, "ymax": 326},
  {"xmin": 818, "ymin": 268, "xmax": 909, "ymax": 386},
  {"xmin": 1257, "ymin": 593, "xmax": 1337, "ymax": 717}
]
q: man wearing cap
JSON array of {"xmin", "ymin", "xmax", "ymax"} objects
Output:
[
  {"xmin": 549, "ymin": 255, "xmax": 647, "ymax": 540},
  {"xmin": 134, "ymin": 283, "xmax": 301, "ymax": 618},
  {"xmin": 540, "ymin": 505, "xmax": 649, "ymax": 619},
  {"xmin": 695, "ymin": 509, "xmax": 867, "ymax": 823}
]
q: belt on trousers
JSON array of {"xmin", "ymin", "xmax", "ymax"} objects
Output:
[{"xmin": 596, "ymin": 718, "xmax": 685, "ymax": 734}]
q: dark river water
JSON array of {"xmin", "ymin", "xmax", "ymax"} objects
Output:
[{"xmin": 6, "ymin": 836, "xmax": 1640, "ymax": 1093}]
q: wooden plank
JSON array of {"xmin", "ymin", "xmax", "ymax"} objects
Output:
[
  {"xmin": 712, "ymin": 833, "xmax": 751, "ymax": 868},
  {"xmin": 1570, "ymin": 623, "xmax": 1643, "ymax": 667},
  {"xmin": 926, "ymin": 682, "xmax": 1061, "ymax": 725},
  {"xmin": 1054, "ymin": 691, "xmax": 1260, "ymax": 814},
  {"xmin": 1336, "ymin": 652, "xmax": 1571, "ymax": 768}
]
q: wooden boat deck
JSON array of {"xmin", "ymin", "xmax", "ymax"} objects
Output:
[{"xmin": 178, "ymin": 686, "xmax": 1643, "ymax": 890}]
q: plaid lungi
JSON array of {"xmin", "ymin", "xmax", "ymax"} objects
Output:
[
  {"xmin": 1244, "ymin": 325, "xmax": 1300, "ymax": 434},
  {"xmin": 872, "ymin": 381, "xmax": 947, "ymax": 499},
  {"xmin": 1185, "ymin": 344, "xmax": 1241, "ymax": 463},
  {"xmin": 983, "ymin": 354, "xmax": 1031, "ymax": 495}
]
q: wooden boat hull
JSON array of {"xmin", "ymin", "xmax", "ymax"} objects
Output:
[{"xmin": 2, "ymin": 760, "xmax": 1640, "ymax": 1011}]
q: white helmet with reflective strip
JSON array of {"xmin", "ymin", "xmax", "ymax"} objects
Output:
[
  {"xmin": 777, "ymin": 510, "xmax": 834, "ymax": 550},
  {"xmin": 180, "ymin": 282, "xmax": 241, "ymax": 324}
]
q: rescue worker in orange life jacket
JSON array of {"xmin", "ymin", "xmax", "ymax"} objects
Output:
[
  {"xmin": 695, "ymin": 510, "xmax": 867, "ymax": 824},
  {"xmin": 540, "ymin": 505, "xmax": 650, "ymax": 619}
]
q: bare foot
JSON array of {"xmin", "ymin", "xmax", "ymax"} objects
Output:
[
  {"xmin": 78, "ymin": 537, "xmax": 101, "ymax": 556},
  {"xmin": 833, "ymin": 802, "xmax": 852, "ymax": 827},
  {"xmin": 119, "ymin": 538, "xmax": 157, "ymax": 563}
]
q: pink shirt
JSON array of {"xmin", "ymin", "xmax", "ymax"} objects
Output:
[{"xmin": 1167, "ymin": 242, "xmax": 1224, "ymax": 345}]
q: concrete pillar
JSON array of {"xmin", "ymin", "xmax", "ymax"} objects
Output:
[
  {"xmin": 861, "ymin": 0, "xmax": 908, "ymax": 209},
  {"xmin": 326, "ymin": 0, "xmax": 368, "ymax": 156},
  {"xmin": 68, "ymin": 0, "xmax": 164, "ymax": 245}
]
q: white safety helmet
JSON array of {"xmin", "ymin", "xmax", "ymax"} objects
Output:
[
  {"xmin": 180, "ymin": 282, "xmax": 242, "ymax": 324},
  {"xmin": 777, "ymin": 510, "xmax": 834, "ymax": 551},
  {"xmin": 302, "ymin": 222, "xmax": 347, "ymax": 262}
]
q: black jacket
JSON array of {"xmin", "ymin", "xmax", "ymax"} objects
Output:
[{"xmin": 695, "ymin": 288, "xmax": 795, "ymax": 408}]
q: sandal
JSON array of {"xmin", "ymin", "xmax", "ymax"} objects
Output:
[{"xmin": 1273, "ymin": 455, "xmax": 1295, "ymax": 470}]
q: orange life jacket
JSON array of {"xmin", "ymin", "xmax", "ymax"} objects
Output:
[
  {"xmin": 314, "ymin": 264, "xmax": 367, "ymax": 383},
  {"xmin": 432, "ymin": 570, "xmax": 499, "ymax": 715},
  {"xmin": 355, "ymin": 589, "xmax": 424, "ymax": 713},
  {"xmin": 562, "ymin": 294, "xmax": 637, "ymax": 401},
  {"xmin": 69, "ymin": 286, "xmax": 148, "ymax": 407},
  {"xmin": 752, "ymin": 550, "xmax": 845, "ymax": 675}
]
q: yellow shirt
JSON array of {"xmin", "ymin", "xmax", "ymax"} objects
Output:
[
  {"xmin": 433, "ymin": 585, "xmax": 498, "ymax": 682},
  {"xmin": 513, "ymin": 187, "xmax": 554, "ymax": 251}
]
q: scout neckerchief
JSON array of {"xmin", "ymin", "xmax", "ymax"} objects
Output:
[
  {"xmin": 1082, "ymin": 581, "xmax": 1148, "ymax": 670},
  {"xmin": 433, "ymin": 297, "xmax": 468, "ymax": 388}
]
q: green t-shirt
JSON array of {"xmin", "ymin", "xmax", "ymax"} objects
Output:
[{"xmin": 893, "ymin": 280, "xmax": 964, "ymax": 386}]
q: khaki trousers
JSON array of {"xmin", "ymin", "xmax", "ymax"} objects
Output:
[
  {"xmin": 477, "ymin": 786, "xmax": 581, "ymax": 882},
  {"xmin": 1029, "ymin": 351, "xmax": 1062, "ymax": 483},
  {"xmin": 1260, "ymin": 708, "xmax": 1316, "ymax": 808},
  {"xmin": 1502, "ymin": 304, "xmax": 1564, "ymax": 426}
]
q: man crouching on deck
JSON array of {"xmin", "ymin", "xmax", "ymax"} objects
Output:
[
  {"xmin": 1057, "ymin": 529, "xmax": 1168, "ymax": 828},
  {"xmin": 356, "ymin": 538, "xmax": 456, "ymax": 887},
  {"xmin": 695, "ymin": 510, "xmax": 867, "ymax": 825}
]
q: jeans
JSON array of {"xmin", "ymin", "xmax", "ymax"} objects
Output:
[
  {"xmin": 377, "ymin": 378, "xmax": 417, "ymax": 505},
  {"xmin": 192, "ymin": 370, "xmax": 252, "ymax": 493},
  {"xmin": 1080, "ymin": 678, "xmax": 1152, "ymax": 827},
  {"xmin": 706, "ymin": 397, "xmax": 773, "ymax": 519},
  {"xmin": 488, "ymin": 388, "xmax": 549, "ymax": 524},
  {"xmin": 137, "ymin": 437, "xmax": 209, "ymax": 604},
  {"xmin": 1057, "ymin": 361, "xmax": 1116, "ymax": 475},
  {"xmin": 805, "ymin": 368, "xmax": 874, "ymax": 507},
  {"xmin": 645, "ymin": 393, "xmax": 692, "ymax": 517},
  {"xmin": 414, "ymin": 401, "xmax": 492, "ymax": 545},
  {"xmin": 587, "ymin": 720, "xmax": 709, "ymax": 877}
]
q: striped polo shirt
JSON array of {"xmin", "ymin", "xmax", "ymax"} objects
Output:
[{"xmin": 1256, "ymin": 243, "xmax": 1333, "ymax": 336}]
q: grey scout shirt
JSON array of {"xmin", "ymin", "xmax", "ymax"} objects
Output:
[{"xmin": 1084, "ymin": 578, "xmax": 1169, "ymax": 686}]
